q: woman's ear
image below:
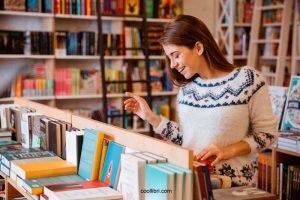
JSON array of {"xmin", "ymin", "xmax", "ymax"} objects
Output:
[{"xmin": 195, "ymin": 41, "xmax": 204, "ymax": 56}]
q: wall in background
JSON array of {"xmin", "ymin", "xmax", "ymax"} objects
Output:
[{"xmin": 183, "ymin": 0, "xmax": 216, "ymax": 37}]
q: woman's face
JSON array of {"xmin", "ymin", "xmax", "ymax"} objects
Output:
[{"xmin": 162, "ymin": 43, "xmax": 203, "ymax": 79}]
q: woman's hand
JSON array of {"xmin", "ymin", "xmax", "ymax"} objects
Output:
[
  {"xmin": 196, "ymin": 144, "xmax": 231, "ymax": 166},
  {"xmin": 124, "ymin": 92, "xmax": 161, "ymax": 127}
]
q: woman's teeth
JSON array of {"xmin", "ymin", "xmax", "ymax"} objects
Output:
[{"xmin": 178, "ymin": 66, "xmax": 185, "ymax": 73}]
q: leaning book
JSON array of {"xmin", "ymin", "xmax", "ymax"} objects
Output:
[{"xmin": 280, "ymin": 76, "xmax": 300, "ymax": 132}]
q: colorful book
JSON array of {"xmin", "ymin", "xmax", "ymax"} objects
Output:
[
  {"xmin": 124, "ymin": 0, "xmax": 140, "ymax": 15},
  {"xmin": 78, "ymin": 129, "xmax": 104, "ymax": 180},
  {"xmin": 159, "ymin": 162, "xmax": 193, "ymax": 200},
  {"xmin": 98, "ymin": 138, "xmax": 109, "ymax": 180},
  {"xmin": 145, "ymin": 164, "xmax": 175, "ymax": 200},
  {"xmin": 281, "ymin": 76, "xmax": 300, "ymax": 132},
  {"xmin": 1, "ymin": 149, "xmax": 54, "ymax": 167},
  {"xmin": 17, "ymin": 174, "xmax": 85, "ymax": 195},
  {"xmin": 15, "ymin": 160, "xmax": 77, "ymax": 179},
  {"xmin": 100, "ymin": 141, "xmax": 125, "ymax": 189}
]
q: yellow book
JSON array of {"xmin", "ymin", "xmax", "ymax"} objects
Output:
[
  {"xmin": 16, "ymin": 160, "xmax": 77, "ymax": 179},
  {"xmin": 98, "ymin": 138, "xmax": 110, "ymax": 180}
]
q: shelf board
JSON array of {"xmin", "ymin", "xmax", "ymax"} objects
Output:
[
  {"xmin": 23, "ymin": 96, "xmax": 55, "ymax": 100},
  {"xmin": 104, "ymin": 55, "xmax": 145, "ymax": 60},
  {"xmin": 130, "ymin": 128, "xmax": 150, "ymax": 133},
  {"xmin": 101, "ymin": 16, "xmax": 143, "ymax": 21},
  {"xmin": 146, "ymin": 18, "xmax": 172, "ymax": 23},
  {"xmin": 26, "ymin": 55, "xmax": 55, "ymax": 59},
  {"xmin": 233, "ymin": 55, "xmax": 248, "ymax": 59},
  {"xmin": 0, "ymin": 10, "xmax": 53, "ymax": 17},
  {"xmin": 263, "ymin": 22, "xmax": 282, "ymax": 27},
  {"xmin": 56, "ymin": 94, "xmax": 102, "ymax": 99},
  {"xmin": 261, "ymin": 56, "xmax": 291, "ymax": 60},
  {"xmin": 149, "ymin": 55, "xmax": 165, "ymax": 60},
  {"xmin": 274, "ymin": 147, "xmax": 300, "ymax": 157},
  {"xmin": 257, "ymin": 5, "xmax": 284, "ymax": 11},
  {"xmin": 262, "ymin": 73, "xmax": 276, "ymax": 77},
  {"xmin": 123, "ymin": 16, "xmax": 143, "ymax": 21},
  {"xmin": 55, "ymin": 14, "xmax": 97, "ymax": 20},
  {"xmin": 0, "ymin": 97, "xmax": 13, "ymax": 102},
  {"xmin": 55, "ymin": 55, "xmax": 99, "ymax": 60},
  {"xmin": 234, "ymin": 23, "xmax": 252, "ymax": 27},
  {"xmin": 0, "ymin": 55, "xmax": 25, "ymax": 59},
  {"xmin": 0, "ymin": 55, "xmax": 55, "ymax": 59},
  {"xmin": 152, "ymin": 91, "xmax": 178, "ymax": 96},
  {"xmin": 253, "ymin": 39, "xmax": 280, "ymax": 43}
]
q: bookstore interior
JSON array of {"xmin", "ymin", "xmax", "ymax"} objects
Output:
[{"xmin": 0, "ymin": 0, "xmax": 299, "ymax": 199}]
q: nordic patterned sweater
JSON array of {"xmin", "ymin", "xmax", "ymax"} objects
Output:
[{"xmin": 154, "ymin": 66, "xmax": 278, "ymax": 186}]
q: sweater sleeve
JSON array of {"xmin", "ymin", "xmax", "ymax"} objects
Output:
[
  {"xmin": 153, "ymin": 116, "xmax": 183, "ymax": 145},
  {"xmin": 243, "ymin": 83, "xmax": 278, "ymax": 154}
]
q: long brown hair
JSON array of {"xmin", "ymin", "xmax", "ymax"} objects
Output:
[{"xmin": 160, "ymin": 15, "xmax": 235, "ymax": 86}]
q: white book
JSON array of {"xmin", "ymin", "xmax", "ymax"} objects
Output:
[
  {"xmin": 49, "ymin": 187, "xmax": 122, "ymax": 200},
  {"xmin": 66, "ymin": 130, "xmax": 84, "ymax": 166},
  {"xmin": 133, "ymin": 152, "xmax": 158, "ymax": 164},
  {"xmin": 120, "ymin": 153, "xmax": 146, "ymax": 200},
  {"xmin": 141, "ymin": 152, "xmax": 168, "ymax": 163},
  {"xmin": 21, "ymin": 112, "xmax": 41, "ymax": 148}
]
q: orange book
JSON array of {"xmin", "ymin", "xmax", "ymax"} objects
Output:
[
  {"xmin": 16, "ymin": 160, "xmax": 77, "ymax": 179},
  {"xmin": 86, "ymin": 0, "xmax": 91, "ymax": 16},
  {"xmin": 15, "ymin": 74, "xmax": 22, "ymax": 97}
]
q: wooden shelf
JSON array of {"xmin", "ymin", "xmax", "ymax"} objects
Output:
[
  {"xmin": 257, "ymin": 5, "xmax": 285, "ymax": 11},
  {"xmin": 0, "ymin": 96, "xmax": 55, "ymax": 102},
  {"xmin": 234, "ymin": 23, "xmax": 252, "ymax": 27},
  {"xmin": 55, "ymin": 14, "xmax": 97, "ymax": 20},
  {"xmin": 0, "ymin": 10, "xmax": 53, "ymax": 17},
  {"xmin": 253, "ymin": 39, "xmax": 280, "ymax": 43},
  {"xmin": 263, "ymin": 22, "xmax": 282, "ymax": 27},
  {"xmin": 104, "ymin": 55, "xmax": 145, "ymax": 60},
  {"xmin": 6, "ymin": 177, "xmax": 35, "ymax": 200},
  {"xmin": 149, "ymin": 55, "xmax": 165, "ymax": 60},
  {"xmin": 146, "ymin": 18, "xmax": 172, "ymax": 23},
  {"xmin": 260, "ymin": 56, "xmax": 291, "ymax": 60},
  {"xmin": 233, "ymin": 55, "xmax": 248, "ymax": 59},
  {"xmin": 56, "ymin": 94, "xmax": 102, "ymax": 99},
  {"xmin": 55, "ymin": 55, "xmax": 99, "ymax": 60},
  {"xmin": 0, "ymin": 55, "xmax": 55, "ymax": 59},
  {"xmin": 273, "ymin": 147, "xmax": 300, "ymax": 157}
]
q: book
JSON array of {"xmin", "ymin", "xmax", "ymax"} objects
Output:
[
  {"xmin": 98, "ymin": 138, "xmax": 109, "ymax": 180},
  {"xmin": 78, "ymin": 129, "xmax": 104, "ymax": 180},
  {"xmin": 100, "ymin": 141, "xmax": 125, "ymax": 189},
  {"xmin": 14, "ymin": 160, "xmax": 77, "ymax": 179},
  {"xmin": 124, "ymin": 0, "xmax": 140, "ymax": 16},
  {"xmin": 193, "ymin": 161, "xmax": 214, "ymax": 200},
  {"xmin": 268, "ymin": 86, "xmax": 288, "ymax": 128},
  {"xmin": 66, "ymin": 130, "xmax": 83, "ymax": 166},
  {"xmin": 213, "ymin": 186, "xmax": 276, "ymax": 200},
  {"xmin": 159, "ymin": 162, "xmax": 193, "ymax": 200},
  {"xmin": 145, "ymin": 164, "xmax": 175, "ymax": 200},
  {"xmin": 17, "ymin": 174, "xmax": 85, "ymax": 195},
  {"xmin": 120, "ymin": 153, "xmax": 147, "ymax": 200},
  {"xmin": 281, "ymin": 76, "xmax": 300, "ymax": 132},
  {"xmin": 45, "ymin": 186, "xmax": 122, "ymax": 200},
  {"xmin": 1, "ymin": 149, "xmax": 54, "ymax": 167}
]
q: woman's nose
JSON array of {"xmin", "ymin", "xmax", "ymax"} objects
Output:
[{"xmin": 170, "ymin": 59, "xmax": 178, "ymax": 69}]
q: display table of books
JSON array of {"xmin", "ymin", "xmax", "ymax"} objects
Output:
[{"xmin": 0, "ymin": 98, "xmax": 281, "ymax": 200}]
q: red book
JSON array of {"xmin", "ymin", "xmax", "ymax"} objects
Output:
[{"xmin": 44, "ymin": 181, "xmax": 109, "ymax": 197}]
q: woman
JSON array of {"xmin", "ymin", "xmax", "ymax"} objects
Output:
[{"xmin": 124, "ymin": 15, "xmax": 277, "ymax": 186}]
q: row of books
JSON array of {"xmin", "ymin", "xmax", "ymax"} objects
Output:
[
  {"xmin": 234, "ymin": 27, "xmax": 250, "ymax": 56},
  {"xmin": 257, "ymin": 152, "xmax": 272, "ymax": 192},
  {"xmin": 0, "ymin": 0, "xmax": 52, "ymax": 13},
  {"xmin": 235, "ymin": 0, "xmax": 254, "ymax": 23},
  {"xmin": 54, "ymin": 68, "xmax": 101, "ymax": 96},
  {"xmin": 54, "ymin": 0, "xmax": 96, "ymax": 16},
  {"xmin": 0, "ymin": 102, "xmax": 200, "ymax": 199}
]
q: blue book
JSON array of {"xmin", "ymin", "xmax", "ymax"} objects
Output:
[
  {"xmin": 145, "ymin": 164, "xmax": 175, "ymax": 200},
  {"xmin": 78, "ymin": 129, "xmax": 104, "ymax": 181},
  {"xmin": 158, "ymin": 163, "xmax": 193, "ymax": 200},
  {"xmin": 100, "ymin": 141, "xmax": 125, "ymax": 189},
  {"xmin": 281, "ymin": 76, "xmax": 300, "ymax": 132},
  {"xmin": 42, "ymin": 0, "xmax": 53, "ymax": 13},
  {"xmin": 27, "ymin": 0, "xmax": 40, "ymax": 12}
]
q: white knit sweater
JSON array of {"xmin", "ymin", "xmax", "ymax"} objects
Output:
[{"xmin": 154, "ymin": 66, "xmax": 278, "ymax": 186}]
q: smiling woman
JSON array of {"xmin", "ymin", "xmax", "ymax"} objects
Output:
[{"xmin": 124, "ymin": 14, "xmax": 278, "ymax": 186}]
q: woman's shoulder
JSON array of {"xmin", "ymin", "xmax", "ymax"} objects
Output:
[{"xmin": 236, "ymin": 66, "xmax": 266, "ymax": 85}]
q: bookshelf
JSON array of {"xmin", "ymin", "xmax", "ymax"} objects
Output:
[
  {"xmin": 216, "ymin": 0, "xmax": 254, "ymax": 66},
  {"xmin": 0, "ymin": 1, "xmax": 179, "ymax": 133},
  {"xmin": 291, "ymin": 0, "xmax": 300, "ymax": 76},
  {"xmin": 247, "ymin": 0, "xmax": 293, "ymax": 86},
  {"xmin": 0, "ymin": 98, "xmax": 192, "ymax": 199}
]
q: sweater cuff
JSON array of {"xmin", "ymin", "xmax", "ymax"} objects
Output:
[
  {"xmin": 153, "ymin": 116, "xmax": 169, "ymax": 134},
  {"xmin": 242, "ymin": 136, "xmax": 258, "ymax": 154}
]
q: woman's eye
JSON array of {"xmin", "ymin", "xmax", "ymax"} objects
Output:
[{"xmin": 174, "ymin": 54, "xmax": 179, "ymax": 59}]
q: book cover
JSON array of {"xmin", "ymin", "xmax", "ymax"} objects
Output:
[
  {"xmin": 120, "ymin": 153, "xmax": 146, "ymax": 200},
  {"xmin": 281, "ymin": 76, "xmax": 300, "ymax": 132},
  {"xmin": 78, "ymin": 129, "xmax": 104, "ymax": 180},
  {"xmin": 124, "ymin": 0, "xmax": 140, "ymax": 15},
  {"xmin": 100, "ymin": 141, "xmax": 125, "ymax": 189},
  {"xmin": 48, "ymin": 120, "xmax": 62, "ymax": 157},
  {"xmin": 17, "ymin": 174, "xmax": 84, "ymax": 195},
  {"xmin": 145, "ymin": 164, "xmax": 175, "ymax": 200},
  {"xmin": 268, "ymin": 86, "xmax": 288, "ymax": 128},
  {"xmin": 160, "ymin": 162, "xmax": 193, "ymax": 200},
  {"xmin": 98, "ymin": 138, "xmax": 110, "ymax": 180},
  {"xmin": 66, "ymin": 130, "xmax": 83, "ymax": 166},
  {"xmin": 1, "ymin": 149, "xmax": 54, "ymax": 167},
  {"xmin": 16, "ymin": 160, "xmax": 77, "ymax": 179},
  {"xmin": 46, "ymin": 186, "xmax": 122, "ymax": 200}
]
